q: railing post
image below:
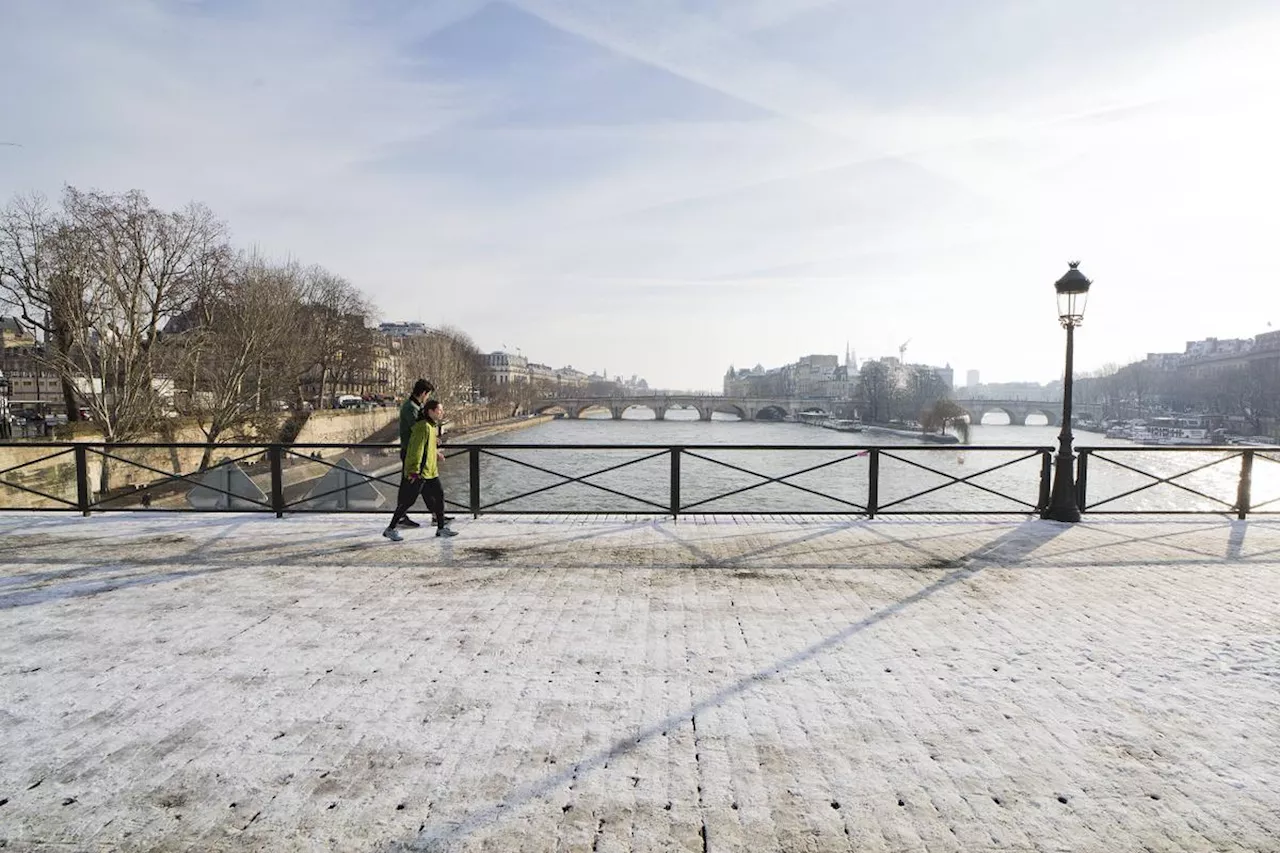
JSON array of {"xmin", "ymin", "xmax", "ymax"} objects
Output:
[
  {"xmin": 1038, "ymin": 449, "xmax": 1052, "ymax": 512},
  {"xmin": 269, "ymin": 445, "xmax": 284, "ymax": 518},
  {"xmin": 670, "ymin": 447, "xmax": 681, "ymax": 519},
  {"xmin": 1236, "ymin": 450, "xmax": 1254, "ymax": 520},
  {"xmin": 867, "ymin": 449, "xmax": 879, "ymax": 518},
  {"xmin": 1075, "ymin": 450, "xmax": 1089, "ymax": 513},
  {"xmin": 469, "ymin": 447, "xmax": 481, "ymax": 518},
  {"xmin": 74, "ymin": 444, "xmax": 91, "ymax": 517}
]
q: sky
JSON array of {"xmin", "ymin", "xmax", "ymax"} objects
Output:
[{"xmin": 3, "ymin": 0, "xmax": 1279, "ymax": 390}]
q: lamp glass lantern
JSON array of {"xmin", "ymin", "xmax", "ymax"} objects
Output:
[{"xmin": 1055, "ymin": 261, "xmax": 1092, "ymax": 327}]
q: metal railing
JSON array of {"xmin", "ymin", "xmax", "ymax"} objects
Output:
[
  {"xmin": 1, "ymin": 441, "xmax": 1277, "ymax": 518},
  {"xmin": 1076, "ymin": 446, "xmax": 1280, "ymax": 520}
]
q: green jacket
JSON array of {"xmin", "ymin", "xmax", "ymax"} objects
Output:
[
  {"xmin": 399, "ymin": 398, "xmax": 421, "ymax": 451},
  {"xmin": 403, "ymin": 418, "xmax": 440, "ymax": 480}
]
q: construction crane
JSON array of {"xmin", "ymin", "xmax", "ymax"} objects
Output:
[{"xmin": 898, "ymin": 339, "xmax": 911, "ymax": 363}]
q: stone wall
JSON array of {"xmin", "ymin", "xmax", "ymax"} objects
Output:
[{"xmin": 291, "ymin": 408, "xmax": 398, "ymax": 446}]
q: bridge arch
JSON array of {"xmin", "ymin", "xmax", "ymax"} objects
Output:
[
  {"xmin": 962, "ymin": 403, "xmax": 1061, "ymax": 428},
  {"xmin": 708, "ymin": 403, "xmax": 747, "ymax": 420},
  {"xmin": 573, "ymin": 403, "xmax": 614, "ymax": 419},
  {"xmin": 617, "ymin": 403, "xmax": 660, "ymax": 420},
  {"xmin": 1021, "ymin": 407, "xmax": 1061, "ymax": 427},
  {"xmin": 966, "ymin": 404, "xmax": 1019, "ymax": 425},
  {"xmin": 754, "ymin": 404, "xmax": 789, "ymax": 422}
]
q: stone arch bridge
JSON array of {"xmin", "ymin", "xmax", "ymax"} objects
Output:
[
  {"xmin": 532, "ymin": 396, "xmax": 840, "ymax": 422},
  {"xmin": 959, "ymin": 400, "xmax": 1063, "ymax": 427},
  {"xmin": 535, "ymin": 396, "xmax": 1097, "ymax": 426}
]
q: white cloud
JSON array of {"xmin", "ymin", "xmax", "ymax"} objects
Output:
[{"xmin": 2, "ymin": 0, "xmax": 1279, "ymax": 388}]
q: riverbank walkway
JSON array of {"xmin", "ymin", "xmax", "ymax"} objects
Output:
[{"xmin": 2, "ymin": 512, "xmax": 1278, "ymax": 852}]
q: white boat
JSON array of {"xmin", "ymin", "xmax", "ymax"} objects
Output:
[
  {"xmin": 1137, "ymin": 416, "xmax": 1222, "ymax": 446},
  {"xmin": 1105, "ymin": 420, "xmax": 1143, "ymax": 440},
  {"xmin": 828, "ymin": 419, "xmax": 864, "ymax": 433}
]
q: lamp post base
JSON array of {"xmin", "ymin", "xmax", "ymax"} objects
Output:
[
  {"xmin": 1041, "ymin": 452, "xmax": 1081, "ymax": 523},
  {"xmin": 1041, "ymin": 504, "xmax": 1081, "ymax": 523}
]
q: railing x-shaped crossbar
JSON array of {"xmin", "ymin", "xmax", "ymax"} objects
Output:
[
  {"xmin": 1079, "ymin": 449, "xmax": 1243, "ymax": 513},
  {"xmin": 678, "ymin": 449, "xmax": 869, "ymax": 513},
  {"xmin": 0, "ymin": 446, "xmax": 78, "ymax": 508},
  {"xmin": 876, "ymin": 449, "xmax": 1047, "ymax": 514},
  {"xmin": 278, "ymin": 447, "xmax": 475, "ymax": 514},
  {"xmin": 476, "ymin": 448, "xmax": 672, "ymax": 513},
  {"xmin": 1249, "ymin": 452, "xmax": 1280, "ymax": 512},
  {"xmin": 88, "ymin": 445, "xmax": 273, "ymax": 511}
]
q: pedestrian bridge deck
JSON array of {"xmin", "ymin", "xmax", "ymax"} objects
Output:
[{"xmin": 2, "ymin": 513, "xmax": 1278, "ymax": 852}]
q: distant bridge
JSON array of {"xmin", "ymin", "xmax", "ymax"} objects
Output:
[
  {"xmin": 960, "ymin": 399, "xmax": 1062, "ymax": 427},
  {"xmin": 534, "ymin": 395, "xmax": 1103, "ymax": 426},
  {"xmin": 532, "ymin": 396, "xmax": 844, "ymax": 421},
  {"xmin": 958, "ymin": 399, "xmax": 1105, "ymax": 426}
]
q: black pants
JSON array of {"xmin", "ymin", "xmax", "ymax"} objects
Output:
[
  {"xmin": 388, "ymin": 476, "xmax": 445, "ymax": 530},
  {"xmin": 397, "ymin": 448, "xmax": 428, "ymax": 518},
  {"xmin": 421, "ymin": 478, "xmax": 445, "ymax": 526}
]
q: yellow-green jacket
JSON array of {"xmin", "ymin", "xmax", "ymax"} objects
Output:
[{"xmin": 403, "ymin": 418, "xmax": 440, "ymax": 479}]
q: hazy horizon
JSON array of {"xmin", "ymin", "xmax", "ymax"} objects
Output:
[{"xmin": 4, "ymin": 0, "xmax": 1278, "ymax": 388}]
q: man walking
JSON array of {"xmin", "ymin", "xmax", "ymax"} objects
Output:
[
  {"xmin": 394, "ymin": 379, "xmax": 434, "ymax": 528},
  {"xmin": 400, "ymin": 379, "xmax": 434, "ymax": 459},
  {"xmin": 384, "ymin": 400, "xmax": 457, "ymax": 541}
]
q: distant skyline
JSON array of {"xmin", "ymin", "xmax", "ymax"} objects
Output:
[{"xmin": 3, "ymin": 0, "xmax": 1278, "ymax": 388}]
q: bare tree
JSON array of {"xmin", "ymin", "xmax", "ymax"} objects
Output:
[
  {"xmin": 858, "ymin": 360, "xmax": 892, "ymax": 424},
  {"xmin": 923, "ymin": 399, "xmax": 970, "ymax": 441},
  {"xmin": 164, "ymin": 254, "xmax": 307, "ymax": 469},
  {"xmin": 906, "ymin": 365, "xmax": 950, "ymax": 422},
  {"xmin": 4, "ymin": 188, "xmax": 227, "ymax": 490},
  {"xmin": 298, "ymin": 266, "xmax": 373, "ymax": 407},
  {"xmin": 0, "ymin": 193, "xmax": 84, "ymax": 418},
  {"xmin": 400, "ymin": 325, "xmax": 487, "ymax": 405},
  {"xmin": 60, "ymin": 188, "xmax": 227, "ymax": 447}
]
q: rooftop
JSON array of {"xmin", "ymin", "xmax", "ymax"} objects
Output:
[{"xmin": 2, "ymin": 513, "xmax": 1278, "ymax": 851}]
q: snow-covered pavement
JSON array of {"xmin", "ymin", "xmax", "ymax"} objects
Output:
[{"xmin": 2, "ymin": 512, "xmax": 1279, "ymax": 852}]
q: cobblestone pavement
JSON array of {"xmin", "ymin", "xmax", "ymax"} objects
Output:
[{"xmin": 2, "ymin": 513, "xmax": 1278, "ymax": 852}]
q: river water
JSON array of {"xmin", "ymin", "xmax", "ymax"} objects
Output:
[{"xmin": 429, "ymin": 411, "xmax": 1280, "ymax": 515}]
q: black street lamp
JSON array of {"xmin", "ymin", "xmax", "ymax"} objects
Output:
[{"xmin": 1042, "ymin": 261, "xmax": 1092, "ymax": 522}]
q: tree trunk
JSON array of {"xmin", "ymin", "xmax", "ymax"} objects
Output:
[
  {"xmin": 199, "ymin": 424, "xmax": 222, "ymax": 472},
  {"xmin": 48, "ymin": 311, "xmax": 83, "ymax": 422}
]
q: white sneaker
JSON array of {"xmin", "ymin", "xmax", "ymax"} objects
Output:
[{"xmin": 382, "ymin": 527, "xmax": 403, "ymax": 542}]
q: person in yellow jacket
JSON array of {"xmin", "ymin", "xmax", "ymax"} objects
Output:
[{"xmin": 384, "ymin": 400, "xmax": 457, "ymax": 541}]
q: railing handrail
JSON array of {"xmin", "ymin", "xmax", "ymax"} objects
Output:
[
  {"xmin": 1, "ymin": 440, "xmax": 1061, "ymax": 452},
  {"xmin": 1079, "ymin": 444, "xmax": 1280, "ymax": 452},
  {"xmin": 3, "ymin": 441, "xmax": 1277, "ymax": 518},
  {"xmin": 6, "ymin": 439, "xmax": 1280, "ymax": 452}
]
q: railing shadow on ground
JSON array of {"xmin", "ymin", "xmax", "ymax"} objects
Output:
[{"xmin": 374, "ymin": 519, "xmax": 1073, "ymax": 852}]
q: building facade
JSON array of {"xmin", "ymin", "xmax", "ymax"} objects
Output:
[
  {"xmin": 484, "ymin": 351, "xmax": 642, "ymax": 394},
  {"xmin": 555, "ymin": 367, "xmax": 589, "ymax": 390},
  {"xmin": 378, "ymin": 321, "xmax": 428, "ymax": 338},
  {"xmin": 1143, "ymin": 333, "xmax": 1280, "ymax": 379},
  {"xmin": 485, "ymin": 351, "xmax": 530, "ymax": 386},
  {"xmin": 0, "ymin": 319, "xmax": 66, "ymax": 411},
  {"xmin": 526, "ymin": 362, "xmax": 557, "ymax": 386},
  {"xmin": 724, "ymin": 352, "xmax": 855, "ymax": 399},
  {"xmin": 0, "ymin": 366, "xmax": 9, "ymax": 438}
]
